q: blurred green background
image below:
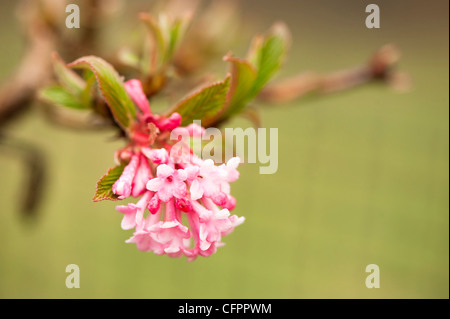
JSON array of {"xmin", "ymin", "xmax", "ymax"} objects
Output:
[{"xmin": 0, "ymin": 0, "xmax": 448, "ymax": 298}]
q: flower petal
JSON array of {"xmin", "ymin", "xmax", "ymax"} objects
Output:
[
  {"xmin": 190, "ymin": 179, "xmax": 203, "ymax": 200},
  {"xmin": 146, "ymin": 178, "xmax": 163, "ymax": 192}
]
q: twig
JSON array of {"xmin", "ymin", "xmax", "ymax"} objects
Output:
[
  {"xmin": 258, "ymin": 44, "xmax": 411, "ymax": 104},
  {"xmin": 0, "ymin": 2, "xmax": 56, "ymax": 127},
  {"xmin": 0, "ymin": 134, "xmax": 47, "ymax": 218}
]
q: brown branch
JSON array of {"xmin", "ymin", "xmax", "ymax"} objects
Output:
[
  {"xmin": 0, "ymin": 134, "xmax": 47, "ymax": 218},
  {"xmin": 0, "ymin": 0, "xmax": 112, "ymax": 129},
  {"xmin": 0, "ymin": 3, "xmax": 56, "ymax": 127},
  {"xmin": 258, "ymin": 44, "xmax": 411, "ymax": 104}
]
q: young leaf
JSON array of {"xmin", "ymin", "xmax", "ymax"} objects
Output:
[
  {"xmin": 140, "ymin": 12, "xmax": 192, "ymax": 72},
  {"xmin": 140, "ymin": 13, "xmax": 166, "ymax": 71},
  {"xmin": 39, "ymin": 86, "xmax": 87, "ymax": 110},
  {"xmin": 81, "ymin": 71, "xmax": 96, "ymax": 109},
  {"xmin": 169, "ymin": 76, "xmax": 231, "ymax": 126},
  {"xmin": 250, "ymin": 23, "xmax": 291, "ymax": 95},
  {"xmin": 68, "ymin": 56, "xmax": 137, "ymax": 130},
  {"xmin": 215, "ymin": 23, "xmax": 291, "ymax": 123},
  {"xmin": 220, "ymin": 56, "xmax": 257, "ymax": 118},
  {"xmin": 92, "ymin": 165, "xmax": 125, "ymax": 202},
  {"xmin": 52, "ymin": 52, "xmax": 86, "ymax": 96},
  {"xmin": 167, "ymin": 14, "xmax": 192, "ymax": 62}
]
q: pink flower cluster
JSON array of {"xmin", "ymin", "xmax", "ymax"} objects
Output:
[{"xmin": 110, "ymin": 79, "xmax": 244, "ymax": 260}]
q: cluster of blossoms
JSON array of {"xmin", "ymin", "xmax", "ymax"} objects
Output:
[{"xmin": 110, "ymin": 79, "xmax": 244, "ymax": 261}]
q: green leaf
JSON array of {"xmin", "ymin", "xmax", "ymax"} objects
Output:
[
  {"xmin": 167, "ymin": 15, "xmax": 191, "ymax": 61},
  {"xmin": 140, "ymin": 12, "xmax": 192, "ymax": 72},
  {"xmin": 246, "ymin": 35, "xmax": 264, "ymax": 67},
  {"xmin": 140, "ymin": 13, "xmax": 166, "ymax": 70},
  {"xmin": 217, "ymin": 23, "xmax": 291, "ymax": 122},
  {"xmin": 250, "ymin": 23, "xmax": 290, "ymax": 95},
  {"xmin": 51, "ymin": 52, "xmax": 86, "ymax": 96},
  {"xmin": 92, "ymin": 165, "xmax": 125, "ymax": 202},
  {"xmin": 169, "ymin": 76, "xmax": 231, "ymax": 127},
  {"xmin": 42, "ymin": 54, "xmax": 94, "ymax": 111},
  {"xmin": 68, "ymin": 56, "xmax": 137, "ymax": 130},
  {"xmin": 39, "ymin": 86, "xmax": 87, "ymax": 110},
  {"xmin": 81, "ymin": 71, "xmax": 96, "ymax": 109},
  {"xmin": 221, "ymin": 56, "xmax": 257, "ymax": 118}
]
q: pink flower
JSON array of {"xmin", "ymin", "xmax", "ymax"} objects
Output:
[
  {"xmin": 148, "ymin": 221, "xmax": 191, "ymax": 257},
  {"xmin": 176, "ymin": 197, "xmax": 193, "ymax": 212},
  {"xmin": 189, "ymin": 159, "xmax": 222, "ymax": 200},
  {"xmin": 185, "ymin": 208, "xmax": 226, "ymax": 261},
  {"xmin": 147, "ymin": 199, "xmax": 191, "ymax": 257},
  {"xmin": 223, "ymin": 214, "xmax": 245, "ymax": 236},
  {"xmin": 186, "ymin": 123, "xmax": 205, "ymax": 137},
  {"xmin": 125, "ymin": 79, "xmax": 151, "ymax": 115},
  {"xmin": 221, "ymin": 157, "xmax": 240, "ymax": 183},
  {"xmin": 146, "ymin": 164, "xmax": 187, "ymax": 202},
  {"xmin": 125, "ymin": 230, "xmax": 154, "ymax": 252},
  {"xmin": 157, "ymin": 113, "xmax": 182, "ymax": 131},
  {"xmin": 191, "ymin": 200, "xmax": 244, "ymax": 251},
  {"xmin": 131, "ymin": 154, "xmax": 152, "ymax": 197},
  {"xmin": 112, "ymin": 154, "xmax": 140, "ymax": 199},
  {"xmin": 106, "ymin": 91, "xmax": 244, "ymax": 260},
  {"xmin": 222, "ymin": 194, "xmax": 237, "ymax": 210},
  {"xmin": 116, "ymin": 152, "xmax": 243, "ymax": 259},
  {"xmin": 141, "ymin": 147, "xmax": 169, "ymax": 164},
  {"xmin": 189, "ymin": 158, "xmax": 240, "ymax": 207},
  {"xmin": 147, "ymin": 194, "xmax": 161, "ymax": 214},
  {"xmin": 125, "ymin": 209, "xmax": 161, "ymax": 251},
  {"xmin": 115, "ymin": 191, "xmax": 152, "ymax": 230},
  {"xmin": 145, "ymin": 113, "xmax": 182, "ymax": 131}
]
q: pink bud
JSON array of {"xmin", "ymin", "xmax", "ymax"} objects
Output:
[
  {"xmin": 142, "ymin": 147, "xmax": 169, "ymax": 165},
  {"xmin": 176, "ymin": 198, "xmax": 193, "ymax": 212},
  {"xmin": 222, "ymin": 195, "xmax": 236, "ymax": 210},
  {"xmin": 125, "ymin": 79, "xmax": 151, "ymax": 115},
  {"xmin": 157, "ymin": 113, "xmax": 182, "ymax": 131},
  {"xmin": 148, "ymin": 195, "xmax": 161, "ymax": 214},
  {"xmin": 211, "ymin": 192, "xmax": 228, "ymax": 207}
]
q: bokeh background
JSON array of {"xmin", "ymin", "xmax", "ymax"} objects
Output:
[{"xmin": 0, "ymin": 0, "xmax": 448, "ymax": 298}]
